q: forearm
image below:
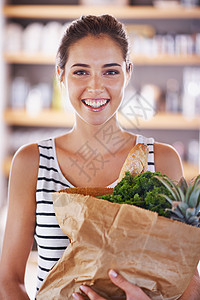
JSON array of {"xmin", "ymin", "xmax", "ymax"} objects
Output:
[
  {"xmin": 179, "ymin": 272, "xmax": 200, "ymax": 300},
  {"xmin": 0, "ymin": 278, "xmax": 30, "ymax": 300}
]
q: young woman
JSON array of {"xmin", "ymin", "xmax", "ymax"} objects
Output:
[{"xmin": 0, "ymin": 14, "xmax": 199, "ymax": 300}]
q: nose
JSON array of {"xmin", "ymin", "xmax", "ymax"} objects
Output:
[{"xmin": 87, "ymin": 73, "xmax": 105, "ymax": 94}]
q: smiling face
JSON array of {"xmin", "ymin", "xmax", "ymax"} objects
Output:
[{"xmin": 61, "ymin": 34, "xmax": 132, "ymax": 126}]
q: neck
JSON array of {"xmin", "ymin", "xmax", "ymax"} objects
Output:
[{"xmin": 70, "ymin": 114, "xmax": 125, "ymax": 155}]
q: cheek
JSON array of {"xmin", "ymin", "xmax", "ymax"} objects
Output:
[
  {"xmin": 66, "ymin": 78, "xmax": 84, "ymax": 100},
  {"xmin": 107, "ymin": 78, "xmax": 126, "ymax": 95},
  {"xmin": 69, "ymin": 76, "xmax": 87, "ymax": 89}
]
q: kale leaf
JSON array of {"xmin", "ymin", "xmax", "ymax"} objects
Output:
[{"xmin": 98, "ymin": 171, "xmax": 173, "ymax": 217}]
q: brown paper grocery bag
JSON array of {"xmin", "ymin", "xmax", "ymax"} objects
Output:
[{"xmin": 37, "ymin": 187, "xmax": 200, "ymax": 300}]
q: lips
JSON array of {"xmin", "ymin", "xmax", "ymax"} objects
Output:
[{"xmin": 81, "ymin": 98, "xmax": 110, "ymax": 109}]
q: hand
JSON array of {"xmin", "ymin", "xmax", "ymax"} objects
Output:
[
  {"xmin": 72, "ymin": 269, "xmax": 151, "ymax": 300},
  {"xmin": 177, "ymin": 270, "xmax": 200, "ymax": 300}
]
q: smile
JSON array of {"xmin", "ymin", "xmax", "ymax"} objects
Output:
[{"xmin": 82, "ymin": 99, "xmax": 110, "ymax": 109}]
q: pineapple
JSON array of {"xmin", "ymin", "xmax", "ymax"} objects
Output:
[{"xmin": 155, "ymin": 174, "xmax": 200, "ymax": 227}]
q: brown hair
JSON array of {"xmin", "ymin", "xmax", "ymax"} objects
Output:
[{"xmin": 57, "ymin": 14, "xmax": 131, "ymax": 76}]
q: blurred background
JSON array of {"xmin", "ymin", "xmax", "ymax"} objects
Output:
[{"xmin": 0, "ymin": 0, "xmax": 200, "ymax": 298}]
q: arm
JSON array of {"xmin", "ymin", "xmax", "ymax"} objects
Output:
[
  {"xmin": 179, "ymin": 270, "xmax": 200, "ymax": 300},
  {"xmin": 0, "ymin": 144, "xmax": 39, "ymax": 300},
  {"xmin": 154, "ymin": 142, "xmax": 184, "ymax": 182}
]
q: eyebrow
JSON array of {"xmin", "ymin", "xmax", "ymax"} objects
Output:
[{"xmin": 71, "ymin": 63, "xmax": 121, "ymax": 68}]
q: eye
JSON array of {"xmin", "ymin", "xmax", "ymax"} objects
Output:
[
  {"xmin": 104, "ymin": 69, "xmax": 120, "ymax": 76},
  {"xmin": 73, "ymin": 70, "xmax": 89, "ymax": 76}
]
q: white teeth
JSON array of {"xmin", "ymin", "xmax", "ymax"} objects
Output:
[{"xmin": 84, "ymin": 99, "xmax": 108, "ymax": 108}]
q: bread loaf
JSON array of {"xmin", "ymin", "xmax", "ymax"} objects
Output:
[
  {"xmin": 58, "ymin": 187, "xmax": 113, "ymax": 197},
  {"xmin": 118, "ymin": 143, "xmax": 149, "ymax": 182}
]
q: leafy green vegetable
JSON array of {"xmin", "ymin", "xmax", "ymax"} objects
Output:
[{"xmin": 97, "ymin": 171, "xmax": 174, "ymax": 217}]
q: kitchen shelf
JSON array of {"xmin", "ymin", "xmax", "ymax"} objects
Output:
[
  {"xmin": 3, "ymin": 5, "xmax": 200, "ymax": 19},
  {"xmin": 4, "ymin": 53, "xmax": 200, "ymax": 66},
  {"xmin": 3, "ymin": 109, "xmax": 75, "ymax": 128},
  {"xmin": 3, "ymin": 109, "xmax": 200, "ymax": 130},
  {"xmin": 119, "ymin": 112, "xmax": 200, "ymax": 130},
  {"xmin": 4, "ymin": 53, "xmax": 57, "ymax": 65},
  {"xmin": 131, "ymin": 55, "xmax": 200, "ymax": 66}
]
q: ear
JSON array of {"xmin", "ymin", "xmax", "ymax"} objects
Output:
[
  {"xmin": 125, "ymin": 63, "xmax": 133, "ymax": 87},
  {"xmin": 56, "ymin": 65, "xmax": 65, "ymax": 83}
]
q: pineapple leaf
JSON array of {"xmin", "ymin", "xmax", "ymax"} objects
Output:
[
  {"xmin": 186, "ymin": 216, "xmax": 200, "ymax": 227},
  {"xmin": 193, "ymin": 194, "xmax": 200, "ymax": 215},
  {"xmin": 185, "ymin": 185, "xmax": 195, "ymax": 204},
  {"xmin": 196, "ymin": 196, "xmax": 200, "ymax": 214},
  {"xmin": 176, "ymin": 186, "xmax": 186, "ymax": 203},
  {"xmin": 170, "ymin": 216, "xmax": 185, "ymax": 223},
  {"xmin": 188, "ymin": 188, "xmax": 200, "ymax": 208},
  {"xmin": 154, "ymin": 176, "xmax": 179, "ymax": 201},
  {"xmin": 177, "ymin": 177, "xmax": 188, "ymax": 194},
  {"xmin": 192, "ymin": 174, "xmax": 200, "ymax": 188},
  {"xmin": 177, "ymin": 202, "xmax": 188, "ymax": 215},
  {"xmin": 185, "ymin": 208, "xmax": 196, "ymax": 219},
  {"xmin": 158, "ymin": 193, "xmax": 174, "ymax": 205},
  {"xmin": 170, "ymin": 207, "xmax": 185, "ymax": 219},
  {"xmin": 186, "ymin": 176, "xmax": 200, "ymax": 204}
]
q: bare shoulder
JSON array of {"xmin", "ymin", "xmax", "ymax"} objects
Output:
[
  {"xmin": 10, "ymin": 143, "xmax": 39, "ymax": 190},
  {"xmin": 11, "ymin": 143, "xmax": 39, "ymax": 170},
  {"xmin": 154, "ymin": 142, "xmax": 184, "ymax": 182}
]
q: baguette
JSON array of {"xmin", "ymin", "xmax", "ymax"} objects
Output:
[
  {"xmin": 58, "ymin": 187, "xmax": 113, "ymax": 197},
  {"xmin": 118, "ymin": 143, "xmax": 149, "ymax": 182}
]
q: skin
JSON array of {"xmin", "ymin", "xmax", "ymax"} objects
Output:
[
  {"xmin": 0, "ymin": 34, "xmax": 199, "ymax": 300},
  {"xmin": 72, "ymin": 270, "xmax": 151, "ymax": 300}
]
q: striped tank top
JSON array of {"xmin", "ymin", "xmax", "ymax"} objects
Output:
[{"xmin": 34, "ymin": 135, "xmax": 155, "ymax": 296}]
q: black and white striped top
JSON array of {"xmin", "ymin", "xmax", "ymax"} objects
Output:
[
  {"xmin": 34, "ymin": 135, "xmax": 155, "ymax": 297},
  {"xmin": 136, "ymin": 134, "xmax": 155, "ymax": 173}
]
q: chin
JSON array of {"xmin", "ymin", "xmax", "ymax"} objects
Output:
[{"xmin": 77, "ymin": 111, "xmax": 113, "ymax": 126}]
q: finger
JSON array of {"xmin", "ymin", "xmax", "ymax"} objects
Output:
[
  {"xmin": 72, "ymin": 292, "xmax": 85, "ymax": 300},
  {"xmin": 79, "ymin": 285, "xmax": 106, "ymax": 300},
  {"xmin": 108, "ymin": 270, "xmax": 150, "ymax": 300},
  {"xmin": 109, "ymin": 270, "xmax": 135, "ymax": 295}
]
